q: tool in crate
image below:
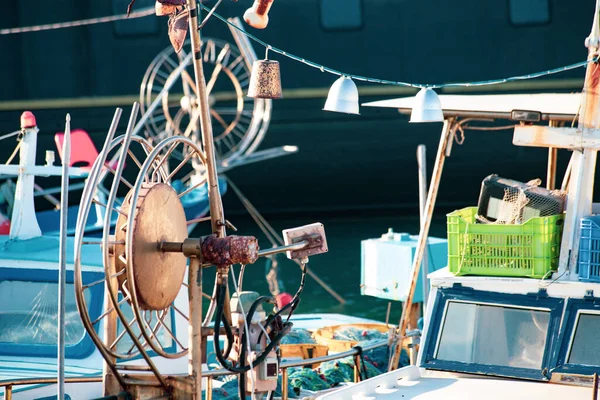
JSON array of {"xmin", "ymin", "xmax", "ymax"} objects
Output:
[{"xmin": 476, "ymin": 174, "xmax": 567, "ymax": 225}]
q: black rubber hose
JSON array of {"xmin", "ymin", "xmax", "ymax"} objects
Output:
[
  {"xmin": 237, "ymin": 295, "xmax": 273, "ymax": 399},
  {"xmin": 221, "ymin": 311, "xmax": 234, "ymax": 359},
  {"xmin": 214, "ymin": 285, "xmax": 286, "ymax": 373},
  {"xmin": 258, "ymin": 263, "xmax": 307, "ymax": 343}
]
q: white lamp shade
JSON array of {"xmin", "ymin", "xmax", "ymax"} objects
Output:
[
  {"xmin": 323, "ymin": 76, "xmax": 360, "ymax": 115},
  {"xmin": 410, "ymin": 88, "xmax": 444, "ymax": 123}
]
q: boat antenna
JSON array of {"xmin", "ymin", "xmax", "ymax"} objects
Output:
[{"xmin": 57, "ymin": 114, "xmax": 71, "ymax": 400}]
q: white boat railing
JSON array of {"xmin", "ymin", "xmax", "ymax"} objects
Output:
[{"xmin": 0, "ymin": 339, "xmax": 389, "ymax": 400}]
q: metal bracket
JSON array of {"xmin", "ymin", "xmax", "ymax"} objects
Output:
[{"xmin": 282, "ymin": 223, "xmax": 328, "ymax": 260}]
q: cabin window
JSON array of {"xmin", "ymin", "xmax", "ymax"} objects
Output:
[
  {"xmin": 319, "ymin": 0, "xmax": 363, "ymax": 31},
  {"xmin": 0, "ymin": 280, "xmax": 88, "ymax": 346},
  {"xmin": 436, "ymin": 301, "xmax": 550, "ymax": 369},
  {"xmin": 567, "ymin": 312, "xmax": 600, "ymax": 366},
  {"xmin": 0, "ymin": 267, "xmax": 103, "ymax": 359},
  {"xmin": 508, "ymin": 0, "xmax": 550, "ymax": 26},
  {"xmin": 112, "ymin": 0, "xmax": 159, "ymax": 36}
]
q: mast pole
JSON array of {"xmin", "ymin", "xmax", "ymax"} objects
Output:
[
  {"xmin": 389, "ymin": 119, "xmax": 455, "ymax": 371},
  {"xmin": 558, "ymin": 0, "xmax": 600, "ymax": 278},
  {"xmin": 185, "ymin": 0, "xmax": 226, "ymax": 239},
  {"xmin": 57, "ymin": 115, "xmax": 71, "ymax": 400}
]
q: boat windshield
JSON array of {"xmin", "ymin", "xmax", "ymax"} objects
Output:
[
  {"xmin": 567, "ymin": 312, "xmax": 600, "ymax": 366},
  {"xmin": 0, "ymin": 280, "xmax": 88, "ymax": 346},
  {"xmin": 435, "ymin": 301, "xmax": 550, "ymax": 369}
]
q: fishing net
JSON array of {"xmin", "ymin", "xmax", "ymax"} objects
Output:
[
  {"xmin": 289, "ymin": 368, "xmax": 331, "ymax": 392},
  {"xmin": 332, "ymin": 326, "xmax": 387, "ymax": 342},
  {"xmin": 204, "ymin": 379, "xmax": 239, "ymax": 400},
  {"xmin": 280, "ymin": 328, "xmax": 316, "ymax": 345},
  {"xmin": 206, "ymin": 327, "xmax": 410, "ymax": 396}
]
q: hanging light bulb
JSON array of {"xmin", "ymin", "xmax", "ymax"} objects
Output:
[
  {"xmin": 248, "ymin": 47, "xmax": 283, "ymax": 99},
  {"xmin": 410, "ymin": 87, "xmax": 444, "ymax": 123},
  {"xmin": 323, "ymin": 76, "xmax": 360, "ymax": 115}
]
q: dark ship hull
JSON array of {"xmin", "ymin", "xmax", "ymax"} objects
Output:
[{"xmin": 0, "ymin": 0, "xmax": 592, "ymax": 216}]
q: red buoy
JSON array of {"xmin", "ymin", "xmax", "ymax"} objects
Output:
[
  {"xmin": 20, "ymin": 111, "xmax": 37, "ymax": 129},
  {"xmin": 276, "ymin": 292, "xmax": 293, "ymax": 309},
  {"xmin": 0, "ymin": 213, "xmax": 10, "ymax": 235}
]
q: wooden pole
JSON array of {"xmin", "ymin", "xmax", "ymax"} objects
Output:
[
  {"xmin": 389, "ymin": 118, "xmax": 455, "ymax": 371},
  {"xmin": 189, "ymin": 258, "xmax": 203, "ymax": 399},
  {"xmin": 558, "ymin": 1, "xmax": 600, "ymax": 278},
  {"xmin": 547, "ymin": 121, "xmax": 559, "ymax": 190},
  {"xmin": 185, "ymin": 0, "xmax": 226, "ymax": 239},
  {"xmin": 102, "ymin": 254, "xmax": 121, "ymax": 396},
  {"xmin": 417, "ymin": 144, "xmax": 429, "ymax": 310}
]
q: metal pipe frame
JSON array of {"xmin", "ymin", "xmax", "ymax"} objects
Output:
[{"xmin": 397, "ymin": 109, "xmax": 578, "ymax": 122}]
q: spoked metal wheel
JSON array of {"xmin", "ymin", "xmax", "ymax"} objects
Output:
[
  {"xmin": 139, "ymin": 38, "xmax": 271, "ymax": 167},
  {"xmin": 74, "ymin": 112, "xmax": 213, "ymax": 363},
  {"xmin": 116, "ymin": 136, "xmax": 210, "ymax": 359},
  {"xmin": 74, "ymin": 127, "xmax": 157, "ymax": 360}
]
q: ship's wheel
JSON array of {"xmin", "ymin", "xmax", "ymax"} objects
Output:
[
  {"xmin": 139, "ymin": 37, "xmax": 272, "ymax": 167},
  {"xmin": 74, "ymin": 108, "xmax": 207, "ymax": 381}
]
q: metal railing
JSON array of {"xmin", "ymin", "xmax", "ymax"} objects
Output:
[
  {"xmin": 0, "ymin": 340, "xmax": 388, "ymax": 400},
  {"xmin": 0, "ymin": 377, "xmax": 102, "ymax": 400}
]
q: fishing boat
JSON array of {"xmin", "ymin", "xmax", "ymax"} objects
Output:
[
  {"xmin": 0, "ymin": 15, "xmax": 297, "ymax": 238},
  {"xmin": 0, "ymin": 110, "xmax": 386, "ymax": 400},
  {"xmin": 4, "ymin": 0, "xmax": 600, "ymax": 399},
  {"xmin": 0, "ymin": 0, "xmax": 592, "ymax": 217},
  {"xmin": 316, "ymin": 73, "xmax": 600, "ymax": 400}
]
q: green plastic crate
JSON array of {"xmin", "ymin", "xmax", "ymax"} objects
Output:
[{"xmin": 447, "ymin": 207, "xmax": 564, "ymax": 279}]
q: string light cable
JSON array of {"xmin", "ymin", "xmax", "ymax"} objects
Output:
[
  {"xmin": 0, "ymin": 7, "xmax": 154, "ymax": 35},
  {"xmin": 198, "ymin": 2, "xmax": 596, "ymax": 90},
  {"xmin": 0, "ymin": 4, "xmax": 594, "ymax": 88}
]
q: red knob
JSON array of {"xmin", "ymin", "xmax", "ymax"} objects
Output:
[{"xmin": 20, "ymin": 111, "xmax": 37, "ymax": 129}]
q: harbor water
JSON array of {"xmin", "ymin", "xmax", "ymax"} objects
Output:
[{"xmin": 196, "ymin": 212, "xmax": 449, "ymax": 323}]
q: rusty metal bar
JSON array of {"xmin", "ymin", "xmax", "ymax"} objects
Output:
[
  {"xmin": 390, "ymin": 118, "xmax": 456, "ymax": 371},
  {"xmin": 161, "ymin": 240, "xmax": 309, "ymax": 260},
  {"xmin": 594, "ymin": 373, "xmax": 598, "ymax": 400},
  {"xmin": 3, "ymin": 385, "xmax": 11, "ymax": 400}
]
